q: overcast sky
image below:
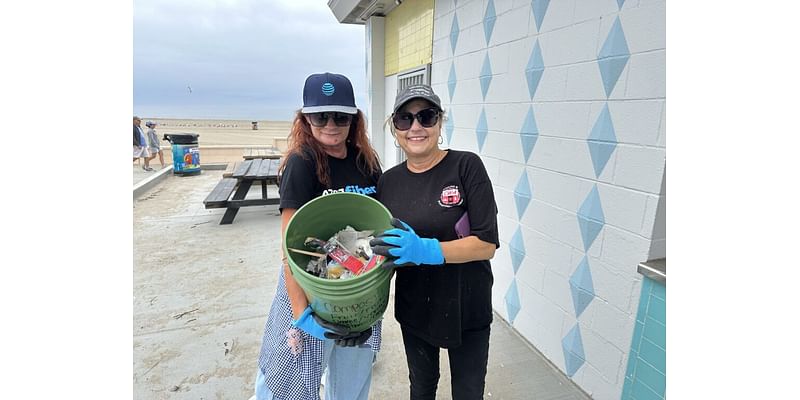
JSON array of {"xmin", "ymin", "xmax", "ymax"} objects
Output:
[{"xmin": 133, "ymin": 0, "xmax": 366, "ymax": 121}]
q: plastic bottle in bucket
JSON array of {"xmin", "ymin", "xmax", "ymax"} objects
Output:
[{"xmin": 284, "ymin": 192, "xmax": 394, "ymax": 332}]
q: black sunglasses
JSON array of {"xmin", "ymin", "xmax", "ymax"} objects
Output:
[
  {"xmin": 392, "ymin": 108, "xmax": 440, "ymax": 130},
  {"xmin": 306, "ymin": 112, "xmax": 354, "ymax": 127}
]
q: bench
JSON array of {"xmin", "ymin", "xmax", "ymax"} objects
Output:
[
  {"xmin": 203, "ymin": 158, "xmax": 282, "ymax": 224},
  {"xmin": 203, "ymin": 177, "xmax": 238, "ymax": 209},
  {"xmin": 223, "ymin": 161, "xmax": 241, "ymax": 178}
]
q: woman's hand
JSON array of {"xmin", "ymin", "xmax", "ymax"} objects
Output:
[
  {"xmin": 291, "ymin": 306, "xmax": 349, "ymax": 340},
  {"xmin": 291, "ymin": 306, "xmax": 372, "ymax": 346},
  {"xmin": 370, "ymin": 218, "xmax": 444, "ymax": 269}
]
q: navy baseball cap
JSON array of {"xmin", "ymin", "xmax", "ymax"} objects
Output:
[{"xmin": 301, "ymin": 72, "xmax": 358, "ymax": 114}]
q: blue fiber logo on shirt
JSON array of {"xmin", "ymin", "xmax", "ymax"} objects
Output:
[
  {"xmin": 322, "ymin": 185, "xmax": 377, "ymax": 196},
  {"xmin": 321, "ymin": 82, "xmax": 335, "ymax": 96}
]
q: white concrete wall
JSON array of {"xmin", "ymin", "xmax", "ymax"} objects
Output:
[
  {"xmin": 365, "ymin": 16, "xmax": 388, "ymax": 165},
  {"xmin": 427, "ymin": 0, "xmax": 666, "ymax": 399},
  {"xmin": 382, "ymin": 75, "xmax": 400, "ymax": 167}
]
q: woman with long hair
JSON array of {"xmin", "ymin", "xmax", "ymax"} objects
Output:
[{"xmin": 254, "ymin": 72, "xmax": 382, "ymax": 400}]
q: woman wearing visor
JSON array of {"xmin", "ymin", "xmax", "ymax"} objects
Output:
[
  {"xmin": 371, "ymin": 84, "xmax": 499, "ymax": 400},
  {"xmin": 254, "ymin": 72, "xmax": 383, "ymax": 400}
]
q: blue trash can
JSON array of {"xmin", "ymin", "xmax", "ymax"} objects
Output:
[{"xmin": 163, "ymin": 133, "xmax": 201, "ymax": 175}]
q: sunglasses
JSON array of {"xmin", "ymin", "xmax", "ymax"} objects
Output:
[
  {"xmin": 392, "ymin": 108, "xmax": 440, "ymax": 130},
  {"xmin": 306, "ymin": 112, "xmax": 354, "ymax": 127}
]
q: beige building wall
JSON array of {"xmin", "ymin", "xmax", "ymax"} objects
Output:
[{"xmin": 384, "ymin": 0, "xmax": 434, "ymax": 76}]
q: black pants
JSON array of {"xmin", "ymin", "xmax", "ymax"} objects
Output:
[{"xmin": 401, "ymin": 325, "xmax": 491, "ymax": 400}]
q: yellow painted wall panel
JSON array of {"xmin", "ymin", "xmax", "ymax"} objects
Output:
[{"xmin": 384, "ymin": 0, "xmax": 434, "ymax": 76}]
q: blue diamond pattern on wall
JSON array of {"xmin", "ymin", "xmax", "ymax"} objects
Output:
[
  {"xmin": 514, "ymin": 169, "xmax": 532, "ymax": 219},
  {"xmin": 448, "ymin": 63, "xmax": 457, "ymax": 100},
  {"xmin": 525, "ymin": 40, "xmax": 545, "ymax": 99},
  {"xmin": 445, "ymin": 110, "xmax": 454, "ymax": 144},
  {"xmin": 476, "ymin": 108, "xmax": 488, "ymax": 151},
  {"xmin": 561, "ymin": 324, "xmax": 586, "ymax": 377},
  {"xmin": 483, "ymin": 0, "xmax": 496, "ymax": 44},
  {"xmin": 480, "ymin": 53, "xmax": 492, "ymax": 100},
  {"xmin": 577, "ymin": 185, "xmax": 605, "ymax": 252},
  {"xmin": 598, "ymin": 16, "xmax": 630, "ymax": 97},
  {"xmin": 520, "ymin": 106, "xmax": 539, "ymax": 162},
  {"xmin": 569, "ymin": 256, "xmax": 595, "ymax": 317},
  {"xmin": 450, "ymin": 13, "xmax": 460, "ymax": 54},
  {"xmin": 587, "ymin": 103, "xmax": 617, "ymax": 177},
  {"xmin": 617, "ymin": 0, "xmax": 625, "ymax": 9},
  {"xmin": 505, "ymin": 279, "xmax": 521, "ymax": 323},
  {"xmin": 510, "ymin": 227, "xmax": 526, "ymax": 273},
  {"xmin": 531, "ymin": 0, "xmax": 550, "ymax": 32}
]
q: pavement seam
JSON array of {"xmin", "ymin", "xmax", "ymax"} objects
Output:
[{"xmin": 134, "ymin": 314, "xmax": 266, "ymax": 338}]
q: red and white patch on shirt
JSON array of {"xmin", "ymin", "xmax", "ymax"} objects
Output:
[{"xmin": 438, "ymin": 185, "xmax": 463, "ymax": 207}]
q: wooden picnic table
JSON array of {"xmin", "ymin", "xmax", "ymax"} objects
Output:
[
  {"xmin": 203, "ymin": 157, "xmax": 282, "ymax": 224},
  {"xmin": 243, "ymin": 147, "xmax": 281, "ymax": 160}
]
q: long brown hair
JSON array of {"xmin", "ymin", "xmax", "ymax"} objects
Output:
[{"xmin": 279, "ymin": 109, "xmax": 381, "ymax": 187}]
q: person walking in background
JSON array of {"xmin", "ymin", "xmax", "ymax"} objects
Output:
[
  {"xmin": 133, "ymin": 116, "xmax": 153, "ymax": 171},
  {"xmin": 145, "ymin": 121, "xmax": 165, "ymax": 168},
  {"xmin": 370, "ymin": 84, "xmax": 500, "ymax": 400},
  {"xmin": 254, "ymin": 72, "xmax": 383, "ymax": 400}
]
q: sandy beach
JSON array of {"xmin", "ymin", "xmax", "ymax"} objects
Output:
[{"xmin": 141, "ymin": 118, "xmax": 293, "ymax": 146}]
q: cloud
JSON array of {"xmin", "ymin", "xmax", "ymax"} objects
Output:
[{"xmin": 134, "ymin": 0, "xmax": 366, "ymax": 120}]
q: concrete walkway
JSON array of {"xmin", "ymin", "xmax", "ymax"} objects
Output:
[
  {"xmin": 133, "ymin": 169, "xmax": 591, "ymax": 399},
  {"xmin": 133, "ymin": 161, "xmax": 170, "ymax": 186}
]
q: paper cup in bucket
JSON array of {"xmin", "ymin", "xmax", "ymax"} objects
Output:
[{"xmin": 284, "ymin": 192, "xmax": 393, "ymax": 332}]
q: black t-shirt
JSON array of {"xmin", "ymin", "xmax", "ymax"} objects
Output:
[
  {"xmin": 279, "ymin": 147, "xmax": 381, "ymax": 210},
  {"xmin": 376, "ymin": 150, "xmax": 500, "ymax": 348}
]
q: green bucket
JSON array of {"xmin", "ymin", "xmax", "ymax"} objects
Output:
[{"xmin": 284, "ymin": 192, "xmax": 394, "ymax": 332}]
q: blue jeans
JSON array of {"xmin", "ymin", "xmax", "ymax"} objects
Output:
[{"xmin": 255, "ymin": 338, "xmax": 374, "ymax": 400}]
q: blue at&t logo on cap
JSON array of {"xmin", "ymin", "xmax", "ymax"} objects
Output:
[{"xmin": 321, "ymin": 82, "xmax": 335, "ymax": 96}]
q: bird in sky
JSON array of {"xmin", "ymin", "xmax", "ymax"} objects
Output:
[{"xmin": 187, "ymin": 85, "xmax": 192, "ymax": 94}]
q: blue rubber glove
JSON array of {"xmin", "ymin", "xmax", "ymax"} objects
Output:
[
  {"xmin": 291, "ymin": 306, "xmax": 349, "ymax": 341},
  {"xmin": 369, "ymin": 218, "xmax": 444, "ymax": 269}
]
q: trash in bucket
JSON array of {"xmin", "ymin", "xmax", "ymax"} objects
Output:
[
  {"xmin": 163, "ymin": 133, "xmax": 200, "ymax": 175},
  {"xmin": 296, "ymin": 226, "xmax": 385, "ymax": 279},
  {"xmin": 284, "ymin": 192, "xmax": 394, "ymax": 331}
]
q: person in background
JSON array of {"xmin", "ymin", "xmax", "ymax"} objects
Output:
[
  {"xmin": 370, "ymin": 84, "xmax": 500, "ymax": 400},
  {"xmin": 145, "ymin": 121, "xmax": 165, "ymax": 168},
  {"xmin": 133, "ymin": 116, "xmax": 153, "ymax": 171},
  {"xmin": 254, "ymin": 72, "xmax": 383, "ymax": 400}
]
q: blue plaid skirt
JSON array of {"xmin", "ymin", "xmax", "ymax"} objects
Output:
[{"xmin": 257, "ymin": 269, "xmax": 382, "ymax": 400}]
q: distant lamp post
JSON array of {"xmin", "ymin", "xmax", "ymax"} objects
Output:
[{"xmin": 252, "ymin": 121, "xmax": 258, "ymax": 130}]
